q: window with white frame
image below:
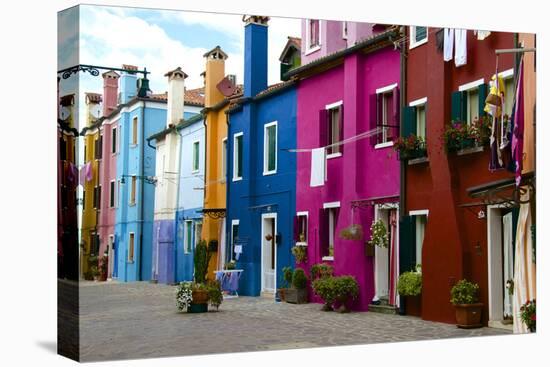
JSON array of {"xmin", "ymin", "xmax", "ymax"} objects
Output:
[
  {"xmin": 326, "ymin": 101, "xmax": 343, "ymax": 157},
  {"xmin": 501, "ymin": 69, "xmax": 515, "ymax": 118},
  {"xmin": 307, "ymin": 19, "xmax": 320, "ymax": 51},
  {"xmin": 128, "ymin": 232, "xmax": 135, "ymax": 262},
  {"xmin": 410, "ymin": 26, "xmax": 428, "ymax": 49},
  {"xmin": 194, "ymin": 221, "xmax": 203, "ymax": 247},
  {"xmin": 375, "ymin": 84, "xmax": 398, "ymax": 145},
  {"xmin": 296, "ymin": 212, "xmax": 308, "ymax": 243},
  {"xmin": 322, "ymin": 202, "xmax": 340, "ymax": 259},
  {"xmin": 109, "ymin": 180, "xmax": 115, "ymax": 208},
  {"xmin": 184, "ymin": 220, "xmax": 193, "ymax": 254},
  {"xmin": 409, "ymin": 98, "xmax": 428, "ymax": 141},
  {"xmin": 111, "ymin": 127, "xmax": 117, "ymax": 154},
  {"xmin": 132, "ymin": 116, "xmax": 138, "ymax": 145},
  {"xmin": 231, "ymin": 220, "xmax": 240, "ymax": 261},
  {"xmin": 263, "ymin": 121, "xmax": 277, "ymax": 175},
  {"xmin": 233, "ymin": 133, "xmax": 243, "ymax": 181},
  {"xmin": 410, "ymin": 211, "xmax": 428, "ymax": 266},
  {"xmin": 192, "ymin": 141, "xmax": 200, "ymax": 172},
  {"xmin": 342, "ymin": 21, "xmax": 348, "ymax": 39},
  {"xmin": 221, "ymin": 138, "xmax": 228, "ymax": 180},
  {"xmin": 130, "ymin": 175, "xmax": 136, "ymax": 205},
  {"xmin": 457, "ymin": 79, "xmax": 485, "ymax": 125}
]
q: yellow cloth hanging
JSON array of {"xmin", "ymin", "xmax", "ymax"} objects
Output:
[{"xmin": 484, "ymin": 74, "xmax": 505, "ymax": 117}]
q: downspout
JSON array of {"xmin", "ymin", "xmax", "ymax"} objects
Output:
[
  {"xmin": 398, "ymin": 26, "xmax": 407, "ymax": 316},
  {"xmin": 174, "ymin": 127, "xmax": 185, "ymax": 282},
  {"xmin": 138, "ymin": 103, "xmax": 145, "ymax": 281},
  {"xmin": 224, "ymin": 111, "xmax": 230, "ymax": 267}
]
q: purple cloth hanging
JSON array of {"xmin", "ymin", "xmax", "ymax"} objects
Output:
[
  {"xmin": 489, "ymin": 115, "xmax": 504, "ymax": 171},
  {"xmin": 86, "ymin": 162, "xmax": 93, "ymax": 182},
  {"xmin": 512, "ymin": 58, "xmax": 525, "ymax": 186},
  {"xmin": 228, "ymin": 272, "xmax": 240, "ymax": 292}
]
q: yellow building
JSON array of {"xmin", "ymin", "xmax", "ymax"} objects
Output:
[
  {"xmin": 80, "ymin": 92, "xmax": 103, "ymax": 279},
  {"xmin": 201, "ymin": 46, "xmax": 241, "ymax": 277}
]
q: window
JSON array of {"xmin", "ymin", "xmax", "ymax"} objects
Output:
[
  {"xmin": 324, "ymin": 101, "xmax": 343, "ymax": 157},
  {"xmin": 410, "ymin": 26, "xmax": 428, "ymax": 49},
  {"xmin": 128, "ymin": 232, "xmax": 135, "ymax": 262},
  {"xmin": 231, "ymin": 220, "xmax": 239, "ymax": 261},
  {"xmin": 402, "ymin": 97, "xmax": 428, "ymax": 145},
  {"xmin": 59, "ymin": 137, "xmax": 67, "ymax": 161},
  {"xmin": 109, "ymin": 180, "xmax": 115, "ymax": 208},
  {"xmin": 94, "ymin": 135, "xmax": 103, "ymax": 160},
  {"xmin": 184, "ymin": 220, "xmax": 193, "ymax": 254},
  {"xmin": 409, "ymin": 212, "xmax": 428, "ymax": 266},
  {"xmin": 108, "ymin": 234, "xmax": 114, "ymax": 254},
  {"xmin": 194, "ymin": 221, "xmax": 203, "ymax": 247},
  {"xmin": 374, "ymin": 84, "xmax": 399, "ymax": 146},
  {"xmin": 322, "ymin": 202, "xmax": 340, "ymax": 259},
  {"xmin": 84, "ymin": 145, "xmax": 87, "ymax": 162},
  {"xmin": 263, "ymin": 122, "xmax": 277, "ymax": 175},
  {"xmin": 91, "ymin": 233, "xmax": 100, "ymax": 256},
  {"xmin": 117, "ymin": 180, "xmax": 121, "ymax": 207},
  {"xmin": 132, "ymin": 117, "xmax": 138, "ymax": 145},
  {"xmin": 233, "ymin": 133, "xmax": 243, "ymax": 181},
  {"xmin": 307, "ymin": 19, "xmax": 320, "ymax": 51},
  {"xmin": 111, "ymin": 127, "xmax": 117, "ymax": 154},
  {"xmin": 296, "ymin": 212, "xmax": 308, "ymax": 243},
  {"xmin": 93, "ymin": 185, "xmax": 101, "ymax": 209},
  {"xmin": 342, "ymin": 21, "xmax": 348, "ymax": 39},
  {"xmin": 221, "ymin": 138, "xmax": 228, "ymax": 180},
  {"xmin": 192, "ymin": 141, "xmax": 200, "ymax": 172},
  {"xmin": 455, "ymin": 79, "xmax": 486, "ymax": 125},
  {"xmin": 502, "ymin": 70, "xmax": 515, "ymax": 118},
  {"xmin": 82, "ymin": 190, "xmax": 86, "ymax": 210},
  {"xmin": 130, "ymin": 175, "xmax": 136, "ymax": 205}
]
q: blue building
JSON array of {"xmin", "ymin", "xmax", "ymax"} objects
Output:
[
  {"xmin": 226, "ymin": 16, "xmax": 299, "ymax": 296},
  {"xmin": 114, "ymin": 66, "xmax": 203, "ymax": 282}
]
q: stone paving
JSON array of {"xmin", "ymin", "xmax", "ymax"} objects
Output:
[{"xmin": 78, "ymin": 281, "xmax": 511, "ymax": 362}]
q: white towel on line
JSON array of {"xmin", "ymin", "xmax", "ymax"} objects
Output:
[
  {"xmin": 443, "ymin": 28, "xmax": 454, "ymax": 62},
  {"xmin": 454, "ymin": 29, "xmax": 467, "ymax": 67},
  {"xmin": 310, "ymin": 147, "xmax": 326, "ymax": 187}
]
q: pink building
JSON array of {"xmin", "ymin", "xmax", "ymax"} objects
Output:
[
  {"xmin": 97, "ymin": 71, "xmax": 120, "ymax": 278},
  {"xmin": 287, "ymin": 22, "xmax": 402, "ymax": 311}
]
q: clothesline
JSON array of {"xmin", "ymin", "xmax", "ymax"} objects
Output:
[{"xmin": 283, "ymin": 127, "xmax": 382, "ymax": 153}]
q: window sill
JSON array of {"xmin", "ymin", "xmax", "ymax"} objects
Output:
[
  {"xmin": 326, "ymin": 152, "xmax": 342, "ymax": 159},
  {"xmin": 191, "ymin": 169, "xmax": 200, "ymax": 174},
  {"xmin": 232, "ymin": 177, "xmax": 243, "ymax": 182},
  {"xmin": 456, "ymin": 146, "xmax": 485, "ymax": 156},
  {"xmin": 127, "ymin": 260, "xmax": 135, "ymax": 264},
  {"xmin": 129, "ymin": 202, "xmax": 137, "ymax": 207},
  {"xmin": 321, "ymin": 256, "xmax": 334, "ymax": 261},
  {"xmin": 263, "ymin": 170, "xmax": 277, "ymax": 176},
  {"xmin": 295, "ymin": 242, "xmax": 308, "ymax": 247},
  {"xmin": 409, "ymin": 38, "xmax": 428, "ymax": 50},
  {"xmin": 305, "ymin": 45, "xmax": 321, "ymax": 55},
  {"xmin": 375, "ymin": 141, "xmax": 394, "ymax": 150},
  {"xmin": 408, "ymin": 156, "xmax": 429, "ymax": 165}
]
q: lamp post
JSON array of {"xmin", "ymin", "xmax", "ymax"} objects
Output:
[{"xmin": 120, "ymin": 174, "xmax": 158, "ymax": 186}]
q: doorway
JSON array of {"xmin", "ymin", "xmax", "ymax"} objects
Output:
[
  {"xmin": 373, "ymin": 204, "xmax": 399, "ymax": 306},
  {"xmin": 487, "ymin": 205, "xmax": 518, "ymax": 329},
  {"xmin": 261, "ymin": 213, "xmax": 277, "ymax": 294}
]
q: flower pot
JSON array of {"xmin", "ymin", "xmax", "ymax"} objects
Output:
[
  {"xmin": 187, "ymin": 303, "xmax": 208, "ymax": 313},
  {"xmin": 192, "ymin": 289, "xmax": 209, "ymax": 304},
  {"xmin": 454, "ymin": 303, "xmax": 483, "ymax": 328},
  {"xmin": 365, "ymin": 242, "xmax": 375, "ymax": 257},
  {"xmin": 285, "ymin": 288, "xmax": 308, "ymax": 304},
  {"xmin": 277, "ymin": 288, "xmax": 287, "ymax": 302},
  {"xmin": 405, "ymin": 295, "xmax": 422, "ymax": 317}
]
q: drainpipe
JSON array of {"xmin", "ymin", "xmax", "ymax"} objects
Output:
[
  {"xmin": 174, "ymin": 127, "xmax": 185, "ymax": 282},
  {"xmin": 398, "ymin": 26, "xmax": 407, "ymax": 316},
  {"xmin": 137, "ymin": 102, "xmax": 145, "ymax": 281}
]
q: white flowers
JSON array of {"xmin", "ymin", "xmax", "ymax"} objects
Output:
[
  {"xmin": 367, "ymin": 220, "xmax": 389, "ymax": 248},
  {"xmin": 176, "ymin": 281, "xmax": 193, "ymax": 311}
]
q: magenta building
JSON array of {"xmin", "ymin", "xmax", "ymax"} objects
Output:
[{"xmin": 286, "ymin": 21, "xmax": 401, "ymax": 311}]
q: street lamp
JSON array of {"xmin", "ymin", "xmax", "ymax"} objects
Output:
[{"xmin": 120, "ymin": 174, "xmax": 157, "ymax": 186}]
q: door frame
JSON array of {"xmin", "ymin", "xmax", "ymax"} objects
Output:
[
  {"xmin": 373, "ymin": 203, "xmax": 399, "ymax": 301},
  {"xmin": 260, "ymin": 212, "xmax": 277, "ymax": 294}
]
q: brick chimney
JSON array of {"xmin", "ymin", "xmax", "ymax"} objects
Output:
[
  {"xmin": 243, "ymin": 15, "xmax": 269, "ymax": 98},
  {"xmin": 102, "ymin": 70, "xmax": 119, "ymax": 116},
  {"xmin": 119, "ymin": 64, "xmax": 138, "ymax": 104},
  {"xmin": 203, "ymin": 46, "xmax": 228, "ymax": 107},
  {"xmin": 164, "ymin": 67, "xmax": 187, "ymax": 128}
]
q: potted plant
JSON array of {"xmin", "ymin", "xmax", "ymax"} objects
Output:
[
  {"xmin": 333, "ymin": 276, "xmax": 359, "ymax": 313},
  {"xmin": 176, "ymin": 281, "xmax": 193, "ymax": 312},
  {"xmin": 442, "ymin": 117, "xmax": 492, "ymax": 153},
  {"xmin": 286, "ymin": 268, "xmax": 308, "ymax": 304},
  {"xmin": 277, "ymin": 266, "xmax": 292, "ymax": 302},
  {"xmin": 397, "ymin": 267, "xmax": 422, "ymax": 317},
  {"xmin": 310, "ymin": 263, "xmax": 333, "ymax": 281},
  {"xmin": 207, "ymin": 280, "xmax": 223, "ymax": 311},
  {"xmin": 90, "ymin": 265, "xmax": 100, "ymax": 281},
  {"xmin": 519, "ymin": 299, "xmax": 536, "ymax": 332},
  {"xmin": 450, "ymin": 279, "xmax": 483, "ymax": 328},
  {"xmin": 312, "ymin": 276, "xmax": 337, "ymax": 311},
  {"xmin": 99, "ymin": 256, "xmax": 108, "ymax": 281},
  {"xmin": 193, "ymin": 240, "xmax": 212, "ymax": 284},
  {"xmin": 393, "ymin": 134, "xmax": 427, "ymax": 160},
  {"xmin": 291, "ymin": 245, "xmax": 307, "ymax": 264}
]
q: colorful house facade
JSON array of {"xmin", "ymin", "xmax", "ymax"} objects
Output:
[
  {"xmin": 226, "ymin": 16, "xmax": 298, "ymax": 296},
  {"xmin": 201, "ymin": 46, "xmax": 242, "ymax": 278},
  {"xmin": 400, "ymin": 26, "xmax": 519, "ymax": 325},
  {"xmin": 287, "ymin": 22, "xmax": 402, "ymax": 311}
]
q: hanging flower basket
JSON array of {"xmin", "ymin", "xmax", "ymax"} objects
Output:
[{"xmin": 339, "ymin": 224, "xmax": 363, "ymax": 241}]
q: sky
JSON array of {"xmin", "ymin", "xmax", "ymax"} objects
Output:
[{"xmin": 58, "ymin": 5, "xmax": 302, "ymax": 121}]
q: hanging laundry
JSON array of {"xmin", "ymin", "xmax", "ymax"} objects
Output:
[
  {"xmin": 310, "ymin": 147, "xmax": 326, "ymax": 187},
  {"xmin": 512, "ymin": 58, "xmax": 525, "ymax": 186},
  {"xmin": 474, "ymin": 30, "xmax": 491, "ymax": 40},
  {"xmin": 489, "ymin": 115, "xmax": 504, "ymax": 171},
  {"xmin": 85, "ymin": 162, "xmax": 93, "ymax": 182},
  {"xmin": 484, "ymin": 74, "xmax": 505, "ymax": 117},
  {"xmin": 234, "ymin": 244, "xmax": 242, "ymax": 261},
  {"xmin": 443, "ymin": 28, "xmax": 454, "ymax": 62},
  {"xmin": 454, "ymin": 29, "xmax": 467, "ymax": 67}
]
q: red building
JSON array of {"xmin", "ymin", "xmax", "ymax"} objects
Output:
[{"xmin": 400, "ymin": 26, "xmax": 517, "ymax": 325}]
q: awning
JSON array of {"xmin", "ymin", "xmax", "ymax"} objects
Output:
[
  {"xmin": 198, "ymin": 208, "xmax": 226, "ymax": 219},
  {"xmin": 464, "ymin": 171, "xmax": 535, "ymax": 207},
  {"xmin": 350, "ymin": 194, "xmax": 399, "ymax": 209}
]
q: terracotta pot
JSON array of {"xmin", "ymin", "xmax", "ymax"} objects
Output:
[
  {"xmin": 454, "ymin": 303, "xmax": 483, "ymax": 328},
  {"xmin": 192, "ymin": 289, "xmax": 209, "ymax": 304},
  {"xmin": 285, "ymin": 288, "xmax": 308, "ymax": 304},
  {"xmin": 405, "ymin": 295, "xmax": 422, "ymax": 317}
]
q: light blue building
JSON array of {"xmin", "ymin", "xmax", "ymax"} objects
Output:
[
  {"xmin": 225, "ymin": 16, "xmax": 300, "ymax": 296},
  {"xmin": 114, "ymin": 68, "xmax": 203, "ymax": 282}
]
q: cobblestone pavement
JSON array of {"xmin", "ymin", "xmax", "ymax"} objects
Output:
[{"xmin": 78, "ymin": 281, "xmax": 511, "ymax": 362}]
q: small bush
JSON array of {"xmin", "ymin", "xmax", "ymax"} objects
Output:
[
  {"xmin": 450, "ymin": 279, "xmax": 479, "ymax": 305},
  {"xmin": 312, "ymin": 277, "xmax": 337, "ymax": 306},
  {"xmin": 282, "ymin": 266, "xmax": 293, "ymax": 288},
  {"xmin": 310, "ymin": 263, "xmax": 334, "ymax": 281},
  {"xmin": 334, "ymin": 276, "xmax": 359, "ymax": 302},
  {"xmin": 207, "ymin": 280, "xmax": 223, "ymax": 310},
  {"xmin": 397, "ymin": 270, "xmax": 422, "ymax": 296},
  {"xmin": 292, "ymin": 268, "xmax": 308, "ymax": 289}
]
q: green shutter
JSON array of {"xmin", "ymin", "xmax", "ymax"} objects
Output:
[
  {"xmin": 451, "ymin": 90, "xmax": 466, "ymax": 122},
  {"xmin": 415, "ymin": 26, "xmax": 427, "ymax": 42},
  {"xmin": 478, "ymin": 83, "xmax": 488, "ymax": 118},
  {"xmin": 399, "ymin": 215, "xmax": 417, "ymax": 273},
  {"xmin": 267, "ymin": 125, "xmax": 276, "ymax": 171},
  {"xmin": 402, "ymin": 106, "xmax": 417, "ymax": 137}
]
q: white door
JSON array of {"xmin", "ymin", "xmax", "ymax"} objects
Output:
[
  {"xmin": 108, "ymin": 235, "xmax": 115, "ymax": 279},
  {"xmin": 502, "ymin": 212, "xmax": 514, "ymax": 319},
  {"xmin": 374, "ymin": 207, "xmax": 389, "ymax": 300},
  {"xmin": 261, "ymin": 214, "xmax": 277, "ymax": 293}
]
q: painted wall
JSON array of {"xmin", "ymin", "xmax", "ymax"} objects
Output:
[
  {"xmin": 405, "ymin": 28, "xmax": 515, "ymax": 324},
  {"xmin": 296, "ymin": 46, "xmax": 401, "ymax": 310},
  {"xmin": 227, "ymin": 86, "xmax": 297, "ymax": 296},
  {"xmin": 81, "ymin": 129, "xmax": 99, "ymax": 276}
]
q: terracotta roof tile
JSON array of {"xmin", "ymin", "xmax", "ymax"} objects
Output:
[
  {"xmin": 149, "ymin": 87, "xmax": 205, "ymax": 107},
  {"xmin": 85, "ymin": 92, "xmax": 102, "ymax": 104},
  {"xmin": 122, "ymin": 64, "xmax": 138, "ymax": 71}
]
